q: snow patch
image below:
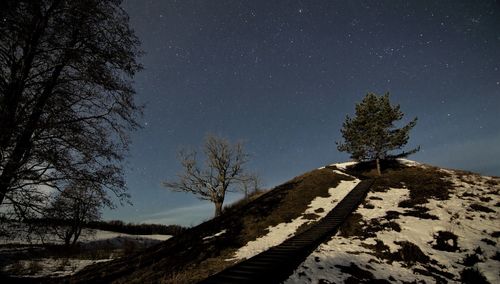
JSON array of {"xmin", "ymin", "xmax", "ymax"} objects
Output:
[
  {"xmin": 332, "ymin": 161, "xmax": 358, "ymax": 170},
  {"xmin": 397, "ymin": 158, "xmax": 421, "ymax": 167},
  {"xmin": 286, "ymin": 171, "xmax": 500, "ymax": 283},
  {"xmin": 3, "ymin": 258, "xmax": 112, "ymax": 278},
  {"xmin": 203, "ymin": 229, "xmax": 227, "ymax": 240},
  {"xmin": 358, "ymin": 187, "xmax": 409, "ymax": 220},
  {"xmin": 228, "ymin": 179, "xmax": 360, "ymax": 261}
]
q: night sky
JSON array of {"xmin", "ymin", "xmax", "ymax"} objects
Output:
[{"xmin": 104, "ymin": 0, "xmax": 500, "ymax": 226}]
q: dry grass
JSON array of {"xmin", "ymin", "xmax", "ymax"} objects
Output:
[
  {"xmin": 372, "ymin": 166, "xmax": 453, "ymax": 207},
  {"xmin": 67, "ymin": 162, "xmax": 461, "ymax": 283},
  {"xmin": 69, "ymin": 168, "xmax": 351, "ymax": 283},
  {"xmin": 236, "ymin": 169, "xmax": 351, "ymax": 243}
]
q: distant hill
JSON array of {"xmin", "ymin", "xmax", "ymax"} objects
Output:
[{"xmin": 67, "ymin": 159, "xmax": 499, "ymax": 284}]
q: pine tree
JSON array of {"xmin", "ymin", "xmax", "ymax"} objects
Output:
[{"xmin": 337, "ymin": 93, "xmax": 419, "ymax": 175}]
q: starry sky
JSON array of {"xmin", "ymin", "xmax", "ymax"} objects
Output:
[{"xmin": 103, "ymin": 0, "xmax": 500, "ymax": 226}]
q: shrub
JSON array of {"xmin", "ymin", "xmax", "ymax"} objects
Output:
[
  {"xmin": 491, "ymin": 251, "xmax": 500, "ymax": 261},
  {"xmin": 481, "ymin": 238, "xmax": 496, "ymax": 246},
  {"xmin": 460, "ymin": 267, "xmax": 489, "ymax": 284},
  {"xmin": 402, "ymin": 206, "xmax": 439, "ymax": 220},
  {"xmin": 469, "ymin": 204, "xmax": 495, "ymax": 213},
  {"xmin": 387, "ymin": 222, "xmax": 401, "ymax": 232},
  {"xmin": 361, "ymin": 239, "xmax": 391, "ymax": 261},
  {"xmin": 462, "ymin": 253, "xmax": 482, "ymax": 266},
  {"xmin": 363, "ymin": 202, "xmax": 375, "ymax": 209},
  {"xmin": 432, "ymin": 231, "xmax": 458, "ymax": 252},
  {"xmin": 338, "ymin": 213, "xmax": 367, "ymax": 238},
  {"xmin": 393, "ymin": 241, "xmax": 429, "ymax": 265}
]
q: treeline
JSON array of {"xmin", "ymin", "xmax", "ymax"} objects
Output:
[
  {"xmin": 19, "ymin": 218, "xmax": 185, "ymax": 236},
  {"xmin": 87, "ymin": 220, "xmax": 186, "ymax": 236}
]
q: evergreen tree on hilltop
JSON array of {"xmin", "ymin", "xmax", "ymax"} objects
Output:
[{"xmin": 336, "ymin": 93, "xmax": 419, "ymax": 175}]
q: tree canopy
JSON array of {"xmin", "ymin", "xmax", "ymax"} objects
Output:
[
  {"xmin": 337, "ymin": 93, "xmax": 419, "ymax": 175},
  {"xmin": 0, "ymin": 0, "xmax": 142, "ymax": 219}
]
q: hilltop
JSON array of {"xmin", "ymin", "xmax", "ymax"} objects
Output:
[
  {"xmin": 28, "ymin": 160, "xmax": 500, "ymax": 283},
  {"xmin": 286, "ymin": 160, "xmax": 499, "ymax": 283}
]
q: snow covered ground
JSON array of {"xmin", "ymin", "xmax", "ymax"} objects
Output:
[
  {"xmin": 0, "ymin": 229, "xmax": 171, "ymax": 246},
  {"xmin": 3, "ymin": 258, "xmax": 113, "ymax": 278},
  {"xmin": 286, "ymin": 162, "xmax": 500, "ymax": 283},
  {"xmin": 228, "ymin": 178, "xmax": 361, "ymax": 261},
  {"xmin": 1, "ymin": 230, "xmax": 171, "ymax": 278},
  {"xmin": 82, "ymin": 230, "xmax": 171, "ymax": 246}
]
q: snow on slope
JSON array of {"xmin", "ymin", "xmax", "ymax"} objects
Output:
[
  {"xmin": 228, "ymin": 178, "xmax": 361, "ymax": 261},
  {"xmin": 286, "ymin": 163, "xmax": 500, "ymax": 283}
]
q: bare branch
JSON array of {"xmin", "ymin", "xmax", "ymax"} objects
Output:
[{"xmin": 163, "ymin": 134, "xmax": 249, "ymax": 217}]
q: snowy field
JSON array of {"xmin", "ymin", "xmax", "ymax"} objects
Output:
[
  {"xmin": 0, "ymin": 228, "xmax": 171, "ymax": 246},
  {"xmin": 286, "ymin": 162, "xmax": 500, "ymax": 283},
  {"xmin": 1, "ymin": 230, "xmax": 171, "ymax": 278}
]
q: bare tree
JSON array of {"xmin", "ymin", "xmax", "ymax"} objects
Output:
[
  {"xmin": 0, "ymin": 0, "xmax": 141, "ymax": 219},
  {"xmin": 240, "ymin": 173, "xmax": 262, "ymax": 199},
  {"xmin": 163, "ymin": 135, "xmax": 249, "ymax": 217},
  {"xmin": 44, "ymin": 181, "xmax": 107, "ymax": 246}
]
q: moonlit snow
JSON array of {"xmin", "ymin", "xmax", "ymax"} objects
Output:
[
  {"xmin": 285, "ymin": 162, "xmax": 500, "ymax": 283},
  {"xmin": 228, "ymin": 178, "xmax": 360, "ymax": 261}
]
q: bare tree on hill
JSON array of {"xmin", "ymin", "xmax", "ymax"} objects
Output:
[
  {"xmin": 163, "ymin": 135, "xmax": 249, "ymax": 217},
  {"xmin": 0, "ymin": 0, "xmax": 142, "ymax": 219}
]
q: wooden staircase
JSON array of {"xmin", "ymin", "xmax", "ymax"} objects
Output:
[{"xmin": 199, "ymin": 179, "xmax": 374, "ymax": 284}]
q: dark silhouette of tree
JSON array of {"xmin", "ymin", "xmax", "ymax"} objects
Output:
[
  {"xmin": 163, "ymin": 135, "xmax": 249, "ymax": 217},
  {"xmin": 337, "ymin": 93, "xmax": 419, "ymax": 175},
  {"xmin": 44, "ymin": 181, "xmax": 106, "ymax": 246},
  {"xmin": 0, "ymin": 0, "xmax": 142, "ymax": 219}
]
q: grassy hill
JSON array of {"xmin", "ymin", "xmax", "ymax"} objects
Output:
[
  {"xmin": 69, "ymin": 167, "xmax": 355, "ymax": 283},
  {"xmin": 51, "ymin": 160, "xmax": 500, "ymax": 283}
]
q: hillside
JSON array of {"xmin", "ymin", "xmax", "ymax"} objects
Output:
[
  {"xmin": 68, "ymin": 167, "xmax": 356, "ymax": 283},
  {"xmin": 62, "ymin": 160, "xmax": 499, "ymax": 283},
  {"xmin": 285, "ymin": 160, "xmax": 500, "ymax": 283}
]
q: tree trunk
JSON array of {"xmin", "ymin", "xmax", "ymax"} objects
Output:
[
  {"xmin": 72, "ymin": 227, "xmax": 82, "ymax": 246},
  {"xmin": 376, "ymin": 158, "xmax": 381, "ymax": 176},
  {"xmin": 214, "ymin": 201, "xmax": 223, "ymax": 217},
  {"xmin": 0, "ymin": 191, "xmax": 5, "ymax": 208},
  {"xmin": 64, "ymin": 231, "xmax": 72, "ymax": 247}
]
